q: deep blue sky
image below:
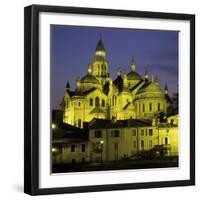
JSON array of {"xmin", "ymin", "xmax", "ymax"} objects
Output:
[{"xmin": 51, "ymin": 25, "xmax": 178, "ymax": 109}]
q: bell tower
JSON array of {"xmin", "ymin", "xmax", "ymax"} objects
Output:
[{"xmin": 92, "ymin": 39, "xmax": 110, "ymax": 85}]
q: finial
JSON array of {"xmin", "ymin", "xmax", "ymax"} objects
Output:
[
  {"xmin": 165, "ymin": 84, "xmax": 168, "ymax": 94},
  {"xmin": 76, "ymin": 76, "xmax": 80, "ymax": 89},
  {"xmin": 123, "ymin": 71, "xmax": 128, "ymax": 88},
  {"xmin": 99, "ymin": 33, "xmax": 102, "ymax": 40},
  {"xmin": 66, "ymin": 81, "xmax": 70, "ymax": 90},
  {"xmin": 145, "ymin": 68, "xmax": 148, "ymax": 80},
  {"xmin": 117, "ymin": 66, "xmax": 121, "ymax": 76},
  {"xmin": 155, "ymin": 75, "xmax": 158, "ymax": 85},
  {"xmin": 87, "ymin": 63, "xmax": 92, "ymax": 74},
  {"xmin": 131, "ymin": 58, "xmax": 136, "ymax": 71}
]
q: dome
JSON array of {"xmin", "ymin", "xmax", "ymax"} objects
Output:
[
  {"xmin": 127, "ymin": 71, "xmax": 142, "ymax": 80},
  {"xmin": 137, "ymin": 81, "xmax": 163, "ymax": 94},
  {"xmin": 80, "ymin": 74, "xmax": 99, "ymax": 84},
  {"xmin": 95, "ymin": 39, "xmax": 105, "ymax": 52}
]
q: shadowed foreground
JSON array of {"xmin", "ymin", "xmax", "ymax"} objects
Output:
[{"xmin": 52, "ymin": 156, "xmax": 178, "ymax": 173}]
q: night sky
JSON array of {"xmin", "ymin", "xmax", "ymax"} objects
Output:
[{"xmin": 51, "ymin": 25, "xmax": 178, "ymax": 109}]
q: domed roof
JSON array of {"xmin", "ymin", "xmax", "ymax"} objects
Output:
[
  {"xmin": 80, "ymin": 74, "xmax": 99, "ymax": 84},
  {"xmin": 95, "ymin": 39, "xmax": 105, "ymax": 51},
  {"xmin": 127, "ymin": 71, "xmax": 143, "ymax": 80},
  {"xmin": 137, "ymin": 81, "xmax": 163, "ymax": 94}
]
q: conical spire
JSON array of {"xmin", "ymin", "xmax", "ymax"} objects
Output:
[
  {"xmin": 95, "ymin": 39, "xmax": 105, "ymax": 51},
  {"xmin": 66, "ymin": 81, "xmax": 70, "ymax": 90}
]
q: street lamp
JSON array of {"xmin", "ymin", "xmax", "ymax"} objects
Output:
[
  {"xmin": 100, "ymin": 140, "xmax": 104, "ymax": 163},
  {"xmin": 52, "ymin": 123, "xmax": 56, "ymax": 129}
]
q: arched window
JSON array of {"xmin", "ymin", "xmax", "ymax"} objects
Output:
[
  {"xmin": 78, "ymin": 119, "xmax": 81, "ymax": 128},
  {"xmin": 89, "ymin": 98, "xmax": 93, "ymax": 106},
  {"xmin": 102, "ymin": 99, "xmax": 105, "ymax": 107},
  {"xmin": 149, "ymin": 103, "xmax": 152, "ymax": 111},
  {"xmin": 95, "ymin": 97, "xmax": 100, "ymax": 107}
]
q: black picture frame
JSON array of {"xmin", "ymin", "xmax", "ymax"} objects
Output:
[{"xmin": 24, "ymin": 4, "xmax": 195, "ymax": 195}]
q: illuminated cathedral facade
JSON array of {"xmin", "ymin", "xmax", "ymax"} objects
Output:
[{"xmin": 61, "ymin": 39, "xmax": 172, "ymax": 128}]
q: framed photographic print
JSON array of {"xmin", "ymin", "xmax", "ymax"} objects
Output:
[{"xmin": 24, "ymin": 4, "xmax": 195, "ymax": 195}]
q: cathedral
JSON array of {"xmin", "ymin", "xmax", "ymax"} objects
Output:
[{"xmin": 61, "ymin": 39, "xmax": 172, "ymax": 128}]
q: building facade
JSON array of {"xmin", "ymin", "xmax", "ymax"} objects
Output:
[
  {"xmin": 52, "ymin": 115, "xmax": 178, "ymax": 164},
  {"xmin": 60, "ymin": 39, "xmax": 172, "ymax": 128}
]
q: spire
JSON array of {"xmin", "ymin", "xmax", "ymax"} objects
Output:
[
  {"xmin": 117, "ymin": 66, "xmax": 122, "ymax": 76},
  {"xmin": 87, "ymin": 63, "xmax": 92, "ymax": 74},
  {"xmin": 165, "ymin": 84, "xmax": 168, "ymax": 95},
  {"xmin": 123, "ymin": 71, "xmax": 128, "ymax": 88},
  {"xmin": 145, "ymin": 69, "xmax": 148, "ymax": 81},
  {"xmin": 131, "ymin": 58, "xmax": 136, "ymax": 71},
  {"xmin": 151, "ymin": 74, "xmax": 154, "ymax": 82},
  {"xmin": 66, "ymin": 81, "xmax": 70, "ymax": 90},
  {"xmin": 76, "ymin": 76, "xmax": 81, "ymax": 90},
  {"xmin": 95, "ymin": 39, "xmax": 105, "ymax": 52}
]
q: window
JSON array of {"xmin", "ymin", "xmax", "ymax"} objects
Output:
[
  {"xmin": 132, "ymin": 129, "xmax": 137, "ymax": 136},
  {"xmin": 140, "ymin": 129, "xmax": 144, "ymax": 136},
  {"xmin": 94, "ymin": 130, "xmax": 102, "ymax": 138},
  {"xmin": 82, "ymin": 157, "xmax": 85, "ymax": 163},
  {"xmin": 143, "ymin": 103, "xmax": 145, "ymax": 112},
  {"xmin": 165, "ymin": 137, "xmax": 168, "ymax": 145},
  {"xmin": 158, "ymin": 103, "xmax": 160, "ymax": 111},
  {"xmin": 81, "ymin": 144, "xmax": 85, "ymax": 152},
  {"xmin": 141, "ymin": 140, "xmax": 144, "ymax": 149},
  {"xmin": 102, "ymin": 99, "xmax": 105, "ymax": 107},
  {"xmin": 78, "ymin": 119, "xmax": 81, "ymax": 128},
  {"xmin": 111, "ymin": 130, "xmax": 120, "ymax": 137},
  {"xmin": 149, "ymin": 140, "xmax": 153, "ymax": 148},
  {"xmin": 133, "ymin": 141, "xmax": 137, "ymax": 148},
  {"xmin": 78, "ymin": 102, "xmax": 81, "ymax": 107},
  {"xmin": 112, "ymin": 96, "xmax": 116, "ymax": 106},
  {"xmin": 89, "ymin": 98, "xmax": 93, "ymax": 106},
  {"xmin": 72, "ymin": 158, "xmax": 76, "ymax": 163},
  {"xmin": 149, "ymin": 129, "xmax": 153, "ymax": 136},
  {"xmin": 95, "ymin": 97, "xmax": 100, "ymax": 107},
  {"xmin": 149, "ymin": 103, "xmax": 152, "ymax": 111},
  {"xmin": 71, "ymin": 145, "xmax": 75, "ymax": 152}
]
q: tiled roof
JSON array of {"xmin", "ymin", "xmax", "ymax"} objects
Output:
[
  {"xmin": 80, "ymin": 74, "xmax": 99, "ymax": 83},
  {"xmin": 88, "ymin": 118, "xmax": 152, "ymax": 129},
  {"xmin": 52, "ymin": 122, "xmax": 88, "ymax": 142}
]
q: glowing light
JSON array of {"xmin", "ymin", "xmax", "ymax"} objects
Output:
[
  {"xmin": 52, "ymin": 123, "xmax": 56, "ymax": 129},
  {"xmin": 52, "ymin": 148, "xmax": 57, "ymax": 152},
  {"xmin": 100, "ymin": 140, "xmax": 104, "ymax": 144}
]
